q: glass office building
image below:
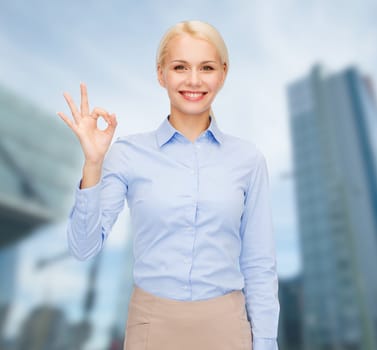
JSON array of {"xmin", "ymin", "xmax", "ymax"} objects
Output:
[
  {"xmin": 0, "ymin": 84, "xmax": 83, "ymax": 343},
  {"xmin": 287, "ymin": 65, "xmax": 377, "ymax": 350},
  {"xmin": 0, "ymin": 84, "xmax": 83, "ymax": 247}
]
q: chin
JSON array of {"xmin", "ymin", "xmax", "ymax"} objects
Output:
[
  {"xmin": 175, "ymin": 105, "xmax": 211, "ymax": 117},
  {"xmin": 181, "ymin": 111, "xmax": 210, "ymax": 117}
]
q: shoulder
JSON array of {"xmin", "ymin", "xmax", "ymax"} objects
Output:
[
  {"xmin": 108, "ymin": 129, "xmax": 157, "ymax": 154},
  {"xmin": 103, "ymin": 130, "xmax": 157, "ymax": 174},
  {"xmin": 221, "ymin": 131, "xmax": 266, "ymax": 165},
  {"xmin": 104, "ymin": 130, "xmax": 156, "ymax": 164},
  {"xmin": 113, "ymin": 130, "xmax": 155, "ymax": 146}
]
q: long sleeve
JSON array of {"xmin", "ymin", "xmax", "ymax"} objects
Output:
[
  {"xmin": 67, "ymin": 140, "xmax": 128, "ymax": 261},
  {"xmin": 239, "ymin": 150, "xmax": 280, "ymax": 350}
]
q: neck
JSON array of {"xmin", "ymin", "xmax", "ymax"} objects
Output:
[{"xmin": 168, "ymin": 111, "xmax": 211, "ymax": 143}]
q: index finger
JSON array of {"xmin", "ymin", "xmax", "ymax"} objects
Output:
[
  {"xmin": 80, "ymin": 82, "xmax": 90, "ymax": 116},
  {"xmin": 63, "ymin": 92, "xmax": 80, "ymax": 123}
]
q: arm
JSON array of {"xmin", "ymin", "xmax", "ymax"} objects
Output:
[
  {"xmin": 239, "ymin": 150, "xmax": 280, "ymax": 350},
  {"xmin": 67, "ymin": 140, "xmax": 128, "ymax": 261},
  {"xmin": 57, "ymin": 83, "xmax": 122, "ymax": 261}
]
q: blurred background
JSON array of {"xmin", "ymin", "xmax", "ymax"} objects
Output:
[{"xmin": 0, "ymin": 1, "xmax": 376, "ymax": 349}]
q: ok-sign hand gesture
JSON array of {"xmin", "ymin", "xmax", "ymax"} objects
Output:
[{"xmin": 57, "ymin": 83, "xmax": 117, "ymax": 165}]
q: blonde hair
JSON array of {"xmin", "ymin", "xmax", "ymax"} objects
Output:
[{"xmin": 156, "ymin": 20, "xmax": 229, "ymax": 120}]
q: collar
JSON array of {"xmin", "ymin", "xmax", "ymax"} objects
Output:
[{"xmin": 155, "ymin": 115, "xmax": 224, "ymax": 148}]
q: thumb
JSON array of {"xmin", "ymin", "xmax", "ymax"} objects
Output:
[{"xmin": 105, "ymin": 113, "xmax": 118, "ymax": 133}]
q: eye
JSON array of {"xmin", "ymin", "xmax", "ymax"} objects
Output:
[
  {"xmin": 174, "ymin": 65, "xmax": 186, "ymax": 71},
  {"xmin": 202, "ymin": 65, "xmax": 215, "ymax": 71}
]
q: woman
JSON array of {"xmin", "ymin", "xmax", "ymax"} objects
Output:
[{"xmin": 58, "ymin": 20, "xmax": 279, "ymax": 350}]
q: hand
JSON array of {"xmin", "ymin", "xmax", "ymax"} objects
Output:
[{"xmin": 57, "ymin": 83, "xmax": 117, "ymax": 164}]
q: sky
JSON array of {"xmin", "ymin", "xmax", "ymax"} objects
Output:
[{"xmin": 1, "ymin": 0, "xmax": 377, "ymax": 348}]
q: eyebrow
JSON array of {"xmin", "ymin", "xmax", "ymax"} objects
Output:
[{"xmin": 170, "ymin": 60, "xmax": 218, "ymax": 64}]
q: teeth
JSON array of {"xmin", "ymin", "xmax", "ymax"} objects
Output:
[{"xmin": 183, "ymin": 92, "xmax": 203, "ymax": 98}]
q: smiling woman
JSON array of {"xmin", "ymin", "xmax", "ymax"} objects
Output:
[
  {"xmin": 58, "ymin": 20, "xmax": 280, "ymax": 350},
  {"xmin": 156, "ymin": 20, "xmax": 229, "ymax": 133},
  {"xmin": 157, "ymin": 33, "xmax": 227, "ymax": 137}
]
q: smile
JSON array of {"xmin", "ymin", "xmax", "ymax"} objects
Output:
[{"xmin": 179, "ymin": 91, "xmax": 207, "ymax": 101}]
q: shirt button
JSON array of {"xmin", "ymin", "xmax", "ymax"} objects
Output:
[
  {"xmin": 190, "ymin": 169, "xmax": 195, "ymax": 174},
  {"xmin": 183, "ymin": 285, "xmax": 188, "ymax": 290},
  {"xmin": 195, "ymin": 144, "xmax": 201, "ymax": 149}
]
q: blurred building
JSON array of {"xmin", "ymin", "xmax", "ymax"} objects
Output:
[
  {"xmin": 15, "ymin": 304, "xmax": 69, "ymax": 350},
  {"xmin": 278, "ymin": 275, "xmax": 303, "ymax": 350},
  {"xmin": 0, "ymin": 245, "xmax": 17, "ymax": 338},
  {"xmin": 0, "ymin": 84, "xmax": 83, "ymax": 345},
  {"xmin": 107, "ymin": 236, "xmax": 134, "ymax": 349},
  {"xmin": 287, "ymin": 65, "xmax": 377, "ymax": 350},
  {"xmin": 0, "ymin": 84, "xmax": 83, "ymax": 247}
]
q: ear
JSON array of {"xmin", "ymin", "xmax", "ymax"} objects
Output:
[
  {"xmin": 219, "ymin": 62, "xmax": 228, "ymax": 88},
  {"xmin": 157, "ymin": 64, "xmax": 166, "ymax": 88}
]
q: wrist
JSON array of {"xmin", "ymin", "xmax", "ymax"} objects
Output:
[
  {"xmin": 84, "ymin": 159, "xmax": 103, "ymax": 169},
  {"xmin": 80, "ymin": 160, "xmax": 103, "ymax": 189}
]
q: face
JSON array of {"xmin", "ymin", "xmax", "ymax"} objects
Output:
[{"xmin": 157, "ymin": 33, "xmax": 227, "ymax": 119}]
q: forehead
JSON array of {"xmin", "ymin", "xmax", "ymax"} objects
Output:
[{"xmin": 166, "ymin": 34, "xmax": 220, "ymax": 63}]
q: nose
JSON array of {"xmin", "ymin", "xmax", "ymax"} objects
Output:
[{"xmin": 186, "ymin": 69, "xmax": 202, "ymax": 87}]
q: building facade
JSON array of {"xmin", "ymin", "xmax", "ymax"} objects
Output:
[
  {"xmin": 0, "ymin": 84, "xmax": 83, "ymax": 346},
  {"xmin": 287, "ymin": 65, "xmax": 377, "ymax": 350},
  {"xmin": 278, "ymin": 275, "xmax": 303, "ymax": 350}
]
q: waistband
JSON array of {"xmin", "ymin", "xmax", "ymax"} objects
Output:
[{"xmin": 129, "ymin": 284, "xmax": 247, "ymax": 320}]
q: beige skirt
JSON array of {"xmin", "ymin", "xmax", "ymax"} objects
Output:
[{"xmin": 124, "ymin": 284, "xmax": 253, "ymax": 350}]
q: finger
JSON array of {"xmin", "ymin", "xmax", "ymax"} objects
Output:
[
  {"xmin": 95, "ymin": 112, "xmax": 117, "ymax": 133},
  {"xmin": 80, "ymin": 82, "xmax": 90, "ymax": 116},
  {"xmin": 91, "ymin": 107, "xmax": 110, "ymax": 120},
  {"xmin": 109, "ymin": 113, "xmax": 118, "ymax": 126},
  {"xmin": 101, "ymin": 113, "xmax": 117, "ymax": 135},
  {"xmin": 57, "ymin": 112, "xmax": 79, "ymax": 135},
  {"xmin": 106, "ymin": 113, "xmax": 118, "ymax": 130},
  {"xmin": 63, "ymin": 92, "xmax": 81, "ymax": 123}
]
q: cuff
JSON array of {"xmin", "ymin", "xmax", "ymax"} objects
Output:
[
  {"xmin": 73, "ymin": 178, "xmax": 102, "ymax": 214},
  {"xmin": 253, "ymin": 337, "xmax": 278, "ymax": 350}
]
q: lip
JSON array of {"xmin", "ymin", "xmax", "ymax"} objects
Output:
[{"xmin": 179, "ymin": 90, "xmax": 207, "ymax": 101}]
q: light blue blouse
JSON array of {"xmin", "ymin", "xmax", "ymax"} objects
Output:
[{"xmin": 67, "ymin": 115, "xmax": 280, "ymax": 350}]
